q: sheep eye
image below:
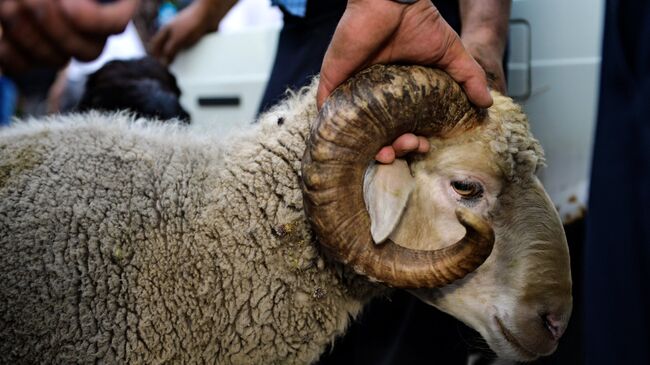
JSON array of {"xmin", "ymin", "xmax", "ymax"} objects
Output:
[{"xmin": 451, "ymin": 180, "xmax": 484, "ymax": 199}]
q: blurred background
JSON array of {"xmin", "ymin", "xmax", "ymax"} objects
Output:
[
  {"xmin": 0, "ymin": 0, "xmax": 606, "ymax": 364},
  {"xmin": 2, "ymin": 0, "xmax": 601, "ymax": 228}
]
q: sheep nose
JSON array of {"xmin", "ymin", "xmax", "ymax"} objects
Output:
[{"xmin": 542, "ymin": 313, "xmax": 566, "ymax": 340}]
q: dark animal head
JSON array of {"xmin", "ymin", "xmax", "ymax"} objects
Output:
[{"xmin": 77, "ymin": 56, "xmax": 190, "ymax": 123}]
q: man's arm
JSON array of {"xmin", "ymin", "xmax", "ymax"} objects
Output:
[
  {"xmin": 316, "ymin": 0, "xmax": 493, "ymax": 110},
  {"xmin": 149, "ymin": 0, "xmax": 238, "ymax": 65},
  {"xmin": 0, "ymin": 0, "xmax": 137, "ymax": 75},
  {"xmin": 459, "ymin": 0, "xmax": 511, "ymax": 93}
]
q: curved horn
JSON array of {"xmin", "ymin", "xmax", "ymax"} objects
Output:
[{"xmin": 301, "ymin": 64, "xmax": 494, "ymax": 288}]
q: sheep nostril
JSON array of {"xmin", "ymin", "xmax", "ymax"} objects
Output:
[{"xmin": 542, "ymin": 313, "xmax": 565, "ymax": 340}]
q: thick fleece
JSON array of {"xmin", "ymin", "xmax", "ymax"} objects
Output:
[
  {"xmin": 0, "ymin": 84, "xmax": 375, "ymax": 364},
  {"xmin": 0, "ymin": 83, "xmax": 542, "ymax": 364}
]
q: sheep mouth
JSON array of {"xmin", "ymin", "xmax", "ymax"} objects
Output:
[{"xmin": 494, "ymin": 316, "xmax": 538, "ymax": 360}]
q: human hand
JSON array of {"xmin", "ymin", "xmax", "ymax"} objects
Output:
[
  {"xmin": 459, "ymin": 0, "xmax": 511, "ymax": 95},
  {"xmin": 316, "ymin": 0, "xmax": 492, "ymax": 111},
  {"xmin": 150, "ymin": 0, "xmax": 234, "ymax": 65},
  {"xmin": 374, "ymin": 133, "xmax": 430, "ymax": 164},
  {"xmin": 317, "ymin": 0, "xmax": 492, "ymax": 163},
  {"xmin": 0, "ymin": 0, "xmax": 137, "ymax": 75},
  {"xmin": 150, "ymin": 1, "xmax": 217, "ymax": 65},
  {"xmin": 462, "ymin": 41, "xmax": 506, "ymax": 94}
]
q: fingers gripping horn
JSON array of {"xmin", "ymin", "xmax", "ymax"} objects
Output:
[{"xmin": 301, "ymin": 65, "xmax": 495, "ymax": 288}]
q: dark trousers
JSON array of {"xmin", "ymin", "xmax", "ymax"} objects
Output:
[
  {"xmin": 257, "ymin": 0, "xmax": 346, "ymax": 113},
  {"xmin": 585, "ymin": 0, "xmax": 650, "ymax": 363}
]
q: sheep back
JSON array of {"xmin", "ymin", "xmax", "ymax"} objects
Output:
[{"xmin": 0, "ymin": 88, "xmax": 378, "ymax": 365}]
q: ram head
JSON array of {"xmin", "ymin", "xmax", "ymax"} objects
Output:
[{"xmin": 302, "ymin": 65, "xmax": 572, "ymax": 361}]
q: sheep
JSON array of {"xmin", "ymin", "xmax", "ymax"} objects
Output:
[
  {"xmin": 0, "ymin": 65, "xmax": 571, "ymax": 364},
  {"xmin": 76, "ymin": 56, "xmax": 191, "ymax": 123}
]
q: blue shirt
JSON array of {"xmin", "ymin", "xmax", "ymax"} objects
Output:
[{"xmin": 271, "ymin": 0, "xmax": 307, "ymax": 17}]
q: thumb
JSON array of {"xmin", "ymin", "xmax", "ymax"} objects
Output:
[
  {"xmin": 150, "ymin": 27, "xmax": 170, "ymax": 58},
  {"xmin": 315, "ymin": 42, "xmax": 372, "ymax": 110},
  {"xmin": 60, "ymin": 0, "xmax": 137, "ymax": 35},
  {"xmin": 439, "ymin": 38, "xmax": 493, "ymax": 108},
  {"xmin": 316, "ymin": 68, "xmax": 338, "ymax": 110},
  {"xmin": 151, "ymin": 30, "xmax": 175, "ymax": 65},
  {"xmin": 461, "ymin": 70, "xmax": 493, "ymax": 108}
]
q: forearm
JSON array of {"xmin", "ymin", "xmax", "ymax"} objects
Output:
[
  {"xmin": 459, "ymin": 0, "xmax": 511, "ymax": 55},
  {"xmin": 195, "ymin": 0, "xmax": 239, "ymax": 31}
]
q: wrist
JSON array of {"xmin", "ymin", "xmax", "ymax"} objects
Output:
[
  {"xmin": 461, "ymin": 29, "xmax": 506, "ymax": 54},
  {"xmin": 194, "ymin": 0, "xmax": 229, "ymax": 32},
  {"xmin": 196, "ymin": 0, "xmax": 220, "ymax": 17}
]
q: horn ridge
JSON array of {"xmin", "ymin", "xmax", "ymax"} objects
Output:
[{"xmin": 302, "ymin": 64, "xmax": 493, "ymax": 288}]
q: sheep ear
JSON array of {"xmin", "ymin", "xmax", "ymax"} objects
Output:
[{"xmin": 363, "ymin": 159, "xmax": 415, "ymax": 244}]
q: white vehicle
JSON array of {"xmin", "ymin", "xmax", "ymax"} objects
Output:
[
  {"xmin": 508, "ymin": 0, "xmax": 604, "ymax": 223},
  {"xmin": 171, "ymin": 0, "xmax": 605, "ymax": 222}
]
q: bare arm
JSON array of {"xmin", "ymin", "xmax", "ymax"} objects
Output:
[
  {"xmin": 317, "ymin": 0, "xmax": 492, "ymax": 109},
  {"xmin": 459, "ymin": 0, "xmax": 511, "ymax": 93},
  {"xmin": 150, "ymin": 0, "xmax": 238, "ymax": 65},
  {"xmin": 0, "ymin": 0, "xmax": 137, "ymax": 75}
]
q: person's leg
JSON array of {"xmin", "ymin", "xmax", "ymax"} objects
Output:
[
  {"xmin": 257, "ymin": 0, "xmax": 346, "ymax": 114},
  {"xmin": 585, "ymin": 0, "xmax": 650, "ymax": 363}
]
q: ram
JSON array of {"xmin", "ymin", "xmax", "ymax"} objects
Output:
[{"xmin": 0, "ymin": 65, "xmax": 571, "ymax": 364}]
